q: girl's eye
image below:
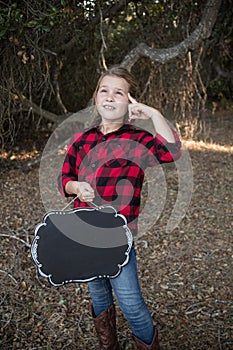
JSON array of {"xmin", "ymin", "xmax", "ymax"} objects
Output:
[
  {"xmin": 116, "ymin": 91, "xmax": 123, "ymax": 96},
  {"xmin": 99, "ymin": 89, "xmax": 107, "ymax": 93}
]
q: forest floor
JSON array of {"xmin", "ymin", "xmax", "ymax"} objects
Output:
[{"xmin": 0, "ymin": 111, "xmax": 232, "ymax": 350}]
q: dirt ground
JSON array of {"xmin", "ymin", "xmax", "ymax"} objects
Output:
[{"xmin": 0, "ymin": 113, "xmax": 232, "ymax": 349}]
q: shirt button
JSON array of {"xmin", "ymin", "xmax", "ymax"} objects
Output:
[
  {"xmin": 91, "ymin": 163, "xmax": 96, "ymax": 168},
  {"xmin": 102, "ymin": 137, "xmax": 106, "ymax": 141}
]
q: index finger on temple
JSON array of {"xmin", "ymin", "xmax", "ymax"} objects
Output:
[{"xmin": 128, "ymin": 93, "xmax": 137, "ymax": 104}]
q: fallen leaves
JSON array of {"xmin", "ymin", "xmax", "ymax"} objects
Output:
[{"xmin": 0, "ymin": 114, "xmax": 233, "ymax": 349}]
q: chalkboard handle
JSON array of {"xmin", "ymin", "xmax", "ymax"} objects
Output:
[{"xmin": 87, "ymin": 201, "xmax": 100, "ymax": 209}]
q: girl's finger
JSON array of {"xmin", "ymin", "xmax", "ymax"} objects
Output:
[{"xmin": 128, "ymin": 93, "xmax": 137, "ymax": 104}]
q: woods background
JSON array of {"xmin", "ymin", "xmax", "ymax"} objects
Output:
[{"xmin": 0, "ymin": 0, "xmax": 232, "ymax": 148}]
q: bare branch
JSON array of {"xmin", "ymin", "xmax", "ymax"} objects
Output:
[
  {"xmin": 121, "ymin": 0, "xmax": 222, "ymax": 69},
  {"xmin": 53, "ymin": 58, "xmax": 68, "ymax": 114},
  {"xmin": 0, "ymin": 234, "xmax": 31, "ymax": 248},
  {"xmin": 16, "ymin": 93, "xmax": 66, "ymax": 124},
  {"xmin": 0, "ymin": 269, "xmax": 18, "ymax": 284}
]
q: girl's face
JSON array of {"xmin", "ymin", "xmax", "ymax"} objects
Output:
[{"xmin": 95, "ymin": 75, "xmax": 130, "ymax": 124}]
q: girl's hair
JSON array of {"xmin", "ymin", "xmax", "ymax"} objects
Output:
[{"xmin": 90, "ymin": 65, "xmax": 138, "ymax": 126}]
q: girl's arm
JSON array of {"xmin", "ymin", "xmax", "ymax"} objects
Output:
[
  {"xmin": 128, "ymin": 94, "xmax": 176, "ymax": 143},
  {"xmin": 58, "ymin": 134, "xmax": 95, "ymax": 202}
]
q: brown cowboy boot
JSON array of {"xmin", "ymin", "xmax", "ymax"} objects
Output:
[
  {"xmin": 132, "ymin": 327, "xmax": 160, "ymax": 350},
  {"xmin": 92, "ymin": 304, "xmax": 120, "ymax": 350}
]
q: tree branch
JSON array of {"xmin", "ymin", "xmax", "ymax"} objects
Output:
[
  {"xmin": 121, "ymin": 0, "xmax": 222, "ymax": 69},
  {"xmin": 53, "ymin": 58, "xmax": 68, "ymax": 114},
  {"xmin": 17, "ymin": 94, "xmax": 66, "ymax": 124}
]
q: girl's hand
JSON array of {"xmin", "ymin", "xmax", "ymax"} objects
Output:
[
  {"xmin": 65, "ymin": 180, "xmax": 95, "ymax": 202},
  {"xmin": 76, "ymin": 181, "xmax": 95, "ymax": 202},
  {"xmin": 128, "ymin": 93, "xmax": 155, "ymax": 121},
  {"xmin": 128, "ymin": 93, "xmax": 176, "ymax": 142}
]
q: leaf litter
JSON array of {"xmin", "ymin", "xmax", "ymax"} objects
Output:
[{"xmin": 0, "ymin": 113, "xmax": 232, "ymax": 349}]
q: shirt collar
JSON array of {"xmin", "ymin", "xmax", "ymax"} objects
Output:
[{"xmin": 85, "ymin": 122, "xmax": 134, "ymax": 135}]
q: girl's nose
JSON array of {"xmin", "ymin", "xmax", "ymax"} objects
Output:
[{"xmin": 106, "ymin": 94, "xmax": 114, "ymax": 102}]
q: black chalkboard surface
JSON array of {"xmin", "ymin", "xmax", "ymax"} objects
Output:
[{"xmin": 31, "ymin": 205, "xmax": 133, "ymax": 286}]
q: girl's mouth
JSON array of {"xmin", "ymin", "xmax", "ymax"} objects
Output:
[{"xmin": 103, "ymin": 104, "xmax": 115, "ymax": 110}]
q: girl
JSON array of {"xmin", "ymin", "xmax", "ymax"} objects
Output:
[{"xmin": 58, "ymin": 66, "xmax": 182, "ymax": 349}]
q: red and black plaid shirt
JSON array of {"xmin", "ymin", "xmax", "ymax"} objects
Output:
[{"xmin": 58, "ymin": 123, "xmax": 181, "ymax": 234}]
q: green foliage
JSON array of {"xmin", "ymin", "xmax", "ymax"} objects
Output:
[
  {"xmin": 0, "ymin": 2, "xmax": 21, "ymax": 38},
  {"xmin": 0, "ymin": 1, "xmax": 80, "ymax": 38}
]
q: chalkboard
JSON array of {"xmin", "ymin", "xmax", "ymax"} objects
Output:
[{"xmin": 31, "ymin": 205, "xmax": 133, "ymax": 286}]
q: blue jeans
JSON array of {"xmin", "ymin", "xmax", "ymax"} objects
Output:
[{"xmin": 87, "ymin": 247, "xmax": 154, "ymax": 344}]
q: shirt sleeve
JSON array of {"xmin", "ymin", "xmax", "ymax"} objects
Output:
[
  {"xmin": 57, "ymin": 133, "xmax": 81, "ymax": 197},
  {"xmin": 143, "ymin": 128, "xmax": 182, "ymax": 167}
]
